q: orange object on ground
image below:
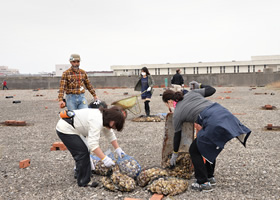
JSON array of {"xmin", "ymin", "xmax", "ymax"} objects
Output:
[
  {"xmin": 150, "ymin": 194, "xmax": 164, "ymax": 200},
  {"xmin": 265, "ymin": 105, "xmax": 273, "ymax": 110},
  {"xmin": 4, "ymin": 120, "xmax": 16, "ymax": 125},
  {"xmin": 19, "ymin": 159, "xmax": 31, "ymax": 168},
  {"xmin": 51, "ymin": 142, "xmax": 67, "ymax": 151}
]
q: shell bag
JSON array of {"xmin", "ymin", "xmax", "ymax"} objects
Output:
[
  {"xmin": 102, "ymin": 165, "xmax": 136, "ymax": 192},
  {"xmin": 137, "ymin": 166, "xmax": 169, "ymax": 187},
  {"xmin": 116, "ymin": 154, "xmax": 141, "ymax": 179},
  {"xmin": 147, "ymin": 176, "xmax": 188, "ymax": 196},
  {"xmin": 90, "ymin": 150, "xmax": 116, "ymax": 176}
]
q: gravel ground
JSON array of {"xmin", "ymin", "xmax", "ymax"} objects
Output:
[{"xmin": 0, "ymin": 86, "xmax": 280, "ymax": 200}]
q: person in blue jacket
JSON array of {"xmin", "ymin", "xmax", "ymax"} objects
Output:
[
  {"xmin": 162, "ymin": 84, "xmax": 251, "ymax": 192},
  {"xmin": 134, "ymin": 67, "xmax": 155, "ymax": 116}
]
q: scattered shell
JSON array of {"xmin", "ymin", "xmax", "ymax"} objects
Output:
[{"xmin": 132, "ymin": 116, "xmax": 161, "ymax": 122}]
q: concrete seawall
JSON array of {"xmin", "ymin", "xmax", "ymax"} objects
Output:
[{"xmin": 1, "ymin": 72, "xmax": 279, "ymax": 89}]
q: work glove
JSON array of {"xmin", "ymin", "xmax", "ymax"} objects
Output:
[
  {"xmin": 147, "ymin": 87, "xmax": 151, "ymax": 92},
  {"xmin": 115, "ymin": 147, "xmax": 126, "ymax": 158},
  {"xmin": 102, "ymin": 156, "xmax": 115, "ymax": 168},
  {"xmin": 170, "ymin": 152, "xmax": 178, "ymax": 166}
]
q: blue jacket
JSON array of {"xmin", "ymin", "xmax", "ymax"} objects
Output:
[{"xmin": 196, "ymin": 103, "xmax": 251, "ymax": 163}]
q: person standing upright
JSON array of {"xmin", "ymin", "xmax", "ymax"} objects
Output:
[
  {"xmin": 134, "ymin": 67, "xmax": 155, "ymax": 116},
  {"xmin": 2, "ymin": 80, "xmax": 8, "ymax": 90},
  {"xmin": 58, "ymin": 54, "xmax": 98, "ymax": 110},
  {"xmin": 171, "ymin": 69, "xmax": 184, "ymax": 92}
]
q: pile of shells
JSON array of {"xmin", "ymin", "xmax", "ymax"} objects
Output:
[
  {"xmin": 101, "ymin": 176, "xmax": 118, "ymax": 192},
  {"xmin": 137, "ymin": 167, "xmax": 169, "ymax": 187},
  {"xmin": 111, "ymin": 171, "xmax": 136, "ymax": 192},
  {"xmin": 102, "ymin": 165, "xmax": 136, "ymax": 192},
  {"xmin": 147, "ymin": 177, "xmax": 188, "ymax": 196},
  {"xmin": 92, "ymin": 159, "xmax": 113, "ymax": 176},
  {"xmin": 132, "ymin": 116, "xmax": 161, "ymax": 122},
  {"xmin": 118, "ymin": 158, "xmax": 141, "ymax": 178},
  {"xmin": 163, "ymin": 153, "xmax": 193, "ymax": 179}
]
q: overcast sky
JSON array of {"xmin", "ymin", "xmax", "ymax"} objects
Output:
[{"xmin": 1, "ymin": 0, "xmax": 280, "ymax": 74}]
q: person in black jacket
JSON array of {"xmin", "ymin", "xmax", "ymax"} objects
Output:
[{"xmin": 171, "ymin": 69, "xmax": 184, "ymax": 92}]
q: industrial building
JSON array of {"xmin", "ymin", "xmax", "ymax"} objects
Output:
[
  {"xmin": 0, "ymin": 66, "xmax": 19, "ymax": 76},
  {"xmin": 111, "ymin": 55, "xmax": 280, "ymax": 76}
]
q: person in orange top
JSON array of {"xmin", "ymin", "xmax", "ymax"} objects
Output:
[{"xmin": 58, "ymin": 54, "xmax": 98, "ymax": 110}]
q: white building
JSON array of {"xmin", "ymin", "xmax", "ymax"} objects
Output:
[
  {"xmin": 111, "ymin": 55, "xmax": 280, "ymax": 76},
  {"xmin": 87, "ymin": 71, "xmax": 114, "ymax": 76},
  {"xmin": 0, "ymin": 66, "xmax": 19, "ymax": 76},
  {"xmin": 55, "ymin": 64, "xmax": 114, "ymax": 77},
  {"xmin": 55, "ymin": 64, "xmax": 71, "ymax": 76}
]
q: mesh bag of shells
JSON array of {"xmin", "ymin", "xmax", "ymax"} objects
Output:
[
  {"xmin": 90, "ymin": 152, "xmax": 116, "ymax": 176},
  {"xmin": 116, "ymin": 154, "xmax": 141, "ymax": 178},
  {"xmin": 101, "ymin": 166, "xmax": 136, "ymax": 192},
  {"xmin": 137, "ymin": 167, "xmax": 169, "ymax": 187},
  {"xmin": 147, "ymin": 177, "xmax": 188, "ymax": 196},
  {"xmin": 162, "ymin": 152, "xmax": 193, "ymax": 179}
]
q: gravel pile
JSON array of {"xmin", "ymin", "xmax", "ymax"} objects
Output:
[{"xmin": 0, "ymin": 86, "xmax": 280, "ymax": 200}]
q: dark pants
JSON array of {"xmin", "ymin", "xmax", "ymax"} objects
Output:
[
  {"xmin": 56, "ymin": 130, "xmax": 91, "ymax": 187},
  {"xmin": 3, "ymin": 85, "xmax": 8, "ymax": 90},
  {"xmin": 189, "ymin": 138, "xmax": 216, "ymax": 184},
  {"xmin": 144, "ymin": 100, "xmax": 150, "ymax": 116}
]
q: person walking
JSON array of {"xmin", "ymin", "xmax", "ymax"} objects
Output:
[
  {"xmin": 171, "ymin": 69, "xmax": 184, "ymax": 92},
  {"xmin": 2, "ymin": 80, "xmax": 8, "ymax": 90},
  {"xmin": 162, "ymin": 86, "xmax": 251, "ymax": 192},
  {"xmin": 58, "ymin": 54, "xmax": 98, "ymax": 110},
  {"xmin": 56, "ymin": 106, "xmax": 126, "ymax": 187},
  {"xmin": 134, "ymin": 67, "xmax": 155, "ymax": 117}
]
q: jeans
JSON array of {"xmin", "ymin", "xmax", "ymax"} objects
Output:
[
  {"xmin": 189, "ymin": 138, "xmax": 216, "ymax": 184},
  {"xmin": 66, "ymin": 93, "xmax": 88, "ymax": 110},
  {"xmin": 56, "ymin": 131, "xmax": 91, "ymax": 187}
]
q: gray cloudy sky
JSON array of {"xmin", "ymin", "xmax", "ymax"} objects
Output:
[{"xmin": 1, "ymin": 0, "xmax": 280, "ymax": 74}]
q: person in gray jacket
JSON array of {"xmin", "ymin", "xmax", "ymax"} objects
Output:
[
  {"xmin": 162, "ymin": 86, "xmax": 251, "ymax": 192},
  {"xmin": 134, "ymin": 67, "xmax": 155, "ymax": 116}
]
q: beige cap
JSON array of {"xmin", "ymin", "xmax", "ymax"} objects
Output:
[{"xmin": 69, "ymin": 54, "xmax": 81, "ymax": 61}]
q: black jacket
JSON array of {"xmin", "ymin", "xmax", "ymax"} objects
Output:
[{"xmin": 171, "ymin": 73, "xmax": 184, "ymax": 85}]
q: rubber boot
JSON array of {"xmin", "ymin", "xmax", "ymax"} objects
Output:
[{"xmin": 144, "ymin": 101, "xmax": 150, "ymax": 117}]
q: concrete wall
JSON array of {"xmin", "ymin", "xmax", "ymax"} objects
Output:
[{"xmin": 1, "ymin": 72, "xmax": 279, "ymax": 89}]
